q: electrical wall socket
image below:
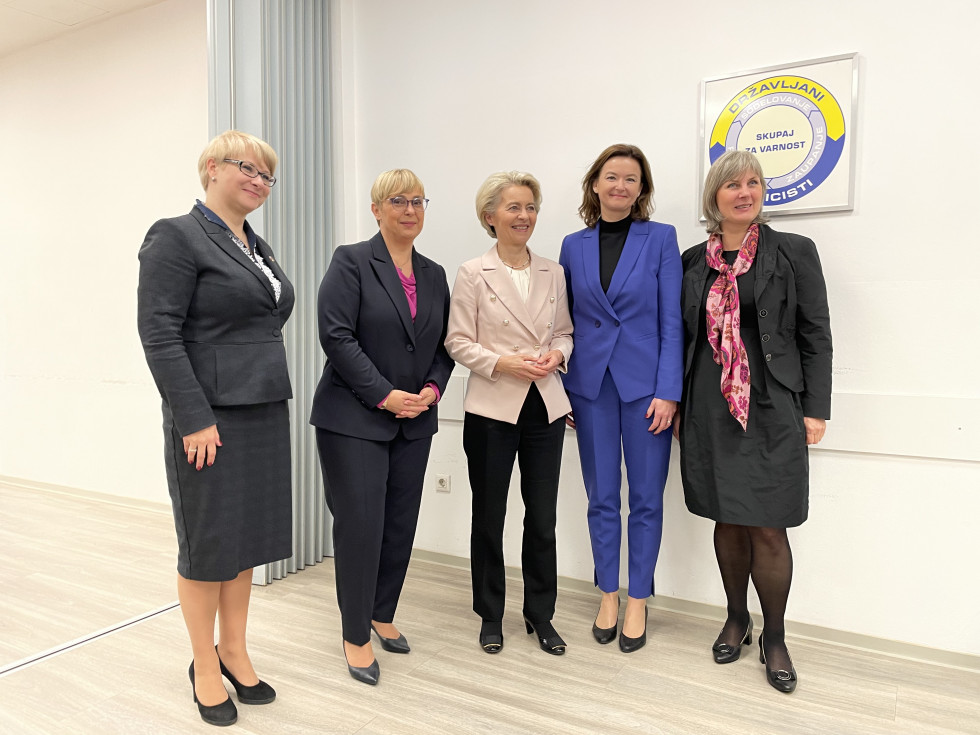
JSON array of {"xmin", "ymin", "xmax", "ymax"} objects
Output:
[{"xmin": 435, "ymin": 474, "xmax": 451, "ymax": 493}]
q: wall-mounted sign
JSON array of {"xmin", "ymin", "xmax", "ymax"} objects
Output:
[{"xmin": 700, "ymin": 53, "xmax": 858, "ymax": 216}]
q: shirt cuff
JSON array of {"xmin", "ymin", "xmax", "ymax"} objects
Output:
[
  {"xmin": 424, "ymin": 382, "xmax": 441, "ymax": 403},
  {"xmin": 377, "ymin": 391, "xmax": 392, "ymax": 409}
]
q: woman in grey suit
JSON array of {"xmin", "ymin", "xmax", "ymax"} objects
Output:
[
  {"xmin": 138, "ymin": 130, "xmax": 293, "ymax": 727},
  {"xmin": 310, "ymin": 169, "xmax": 454, "ymax": 686},
  {"xmin": 677, "ymin": 150, "xmax": 832, "ymax": 694},
  {"xmin": 445, "ymin": 172, "xmax": 573, "ymax": 656}
]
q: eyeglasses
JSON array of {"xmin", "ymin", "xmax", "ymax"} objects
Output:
[
  {"xmin": 224, "ymin": 159, "xmax": 277, "ymax": 187},
  {"xmin": 387, "ymin": 196, "xmax": 429, "ymax": 211}
]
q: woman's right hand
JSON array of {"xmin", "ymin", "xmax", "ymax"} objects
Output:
[
  {"xmin": 183, "ymin": 424, "xmax": 221, "ymax": 470},
  {"xmin": 494, "ymin": 354, "xmax": 549, "ymax": 382},
  {"xmin": 384, "ymin": 389, "xmax": 430, "ymax": 419}
]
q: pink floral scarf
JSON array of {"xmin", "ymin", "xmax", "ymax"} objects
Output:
[{"xmin": 705, "ymin": 224, "xmax": 759, "ymax": 431}]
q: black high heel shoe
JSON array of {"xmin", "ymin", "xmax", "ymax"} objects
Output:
[
  {"xmin": 618, "ymin": 605, "xmax": 648, "ymax": 653},
  {"xmin": 712, "ymin": 617, "xmax": 753, "ymax": 664},
  {"xmin": 344, "ymin": 642, "xmax": 380, "ymax": 686},
  {"xmin": 479, "ymin": 620, "xmax": 504, "ymax": 654},
  {"xmin": 188, "ymin": 661, "xmax": 238, "ymax": 727},
  {"xmin": 371, "ymin": 623, "xmax": 411, "ymax": 654},
  {"xmin": 216, "ymin": 646, "xmax": 276, "ymax": 704},
  {"xmin": 759, "ymin": 633, "xmax": 798, "ymax": 693},
  {"xmin": 524, "ymin": 617, "xmax": 566, "ymax": 655},
  {"xmin": 592, "ymin": 596, "xmax": 620, "ymax": 645}
]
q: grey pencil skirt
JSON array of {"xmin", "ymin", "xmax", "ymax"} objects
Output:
[{"xmin": 162, "ymin": 401, "xmax": 292, "ymax": 582}]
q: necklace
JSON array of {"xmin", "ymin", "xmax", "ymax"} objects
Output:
[
  {"xmin": 390, "ymin": 249, "xmax": 413, "ymax": 272},
  {"xmin": 498, "ymin": 247, "xmax": 530, "ymax": 270}
]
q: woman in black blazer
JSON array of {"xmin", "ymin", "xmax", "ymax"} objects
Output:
[
  {"xmin": 677, "ymin": 151, "xmax": 832, "ymax": 694},
  {"xmin": 138, "ymin": 130, "xmax": 293, "ymax": 726},
  {"xmin": 310, "ymin": 169, "xmax": 454, "ymax": 685}
]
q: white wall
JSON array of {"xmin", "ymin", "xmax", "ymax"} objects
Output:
[
  {"xmin": 0, "ymin": 0, "xmax": 207, "ymax": 502},
  {"xmin": 333, "ymin": 0, "xmax": 980, "ymax": 657}
]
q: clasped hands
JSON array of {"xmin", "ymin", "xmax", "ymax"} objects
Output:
[
  {"xmin": 384, "ymin": 386, "xmax": 438, "ymax": 419},
  {"xmin": 494, "ymin": 350, "xmax": 564, "ymax": 382}
]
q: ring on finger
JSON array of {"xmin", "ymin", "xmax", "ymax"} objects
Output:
[{"xmin": 189, "ymin": 447, "xmax": 198, "ymax": 453}]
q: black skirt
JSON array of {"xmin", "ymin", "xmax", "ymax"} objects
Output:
[
  {"xmin": 162, "ymin": 401, "xmax": 292, "ymax": 581},
  {"xmin": 680, "ymin": 262, "xmax": 809, "ymax": 528}
]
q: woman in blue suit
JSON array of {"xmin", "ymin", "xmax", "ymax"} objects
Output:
[{"xmin": 559, "ymin": 144, "xmax": 683, "ymax": 653}]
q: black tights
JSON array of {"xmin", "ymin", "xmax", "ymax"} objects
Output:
[{"xmin": 714, "ymin": 522, "xmax": 794, "ymax": 671}]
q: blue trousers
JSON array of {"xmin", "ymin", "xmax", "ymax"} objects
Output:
[{"xmin": 570, "ymin": 370, "xmax": 672, "ymax": 598}]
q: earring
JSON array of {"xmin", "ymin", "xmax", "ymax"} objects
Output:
[{"xmin": 211, "ymin": 177, "xmax": 216, "ymax": 181}]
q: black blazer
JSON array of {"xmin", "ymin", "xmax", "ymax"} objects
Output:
[
  {"xmin": 681, "ymin": 224, "xmax": 832, "ymax": 419},
  {"xmin": 137, "ymin": 207, "xmax": 295, "ymax": 436},
  {"xmin": 309, "ymin": 232, "xmax": 454, "ymax": 441}
]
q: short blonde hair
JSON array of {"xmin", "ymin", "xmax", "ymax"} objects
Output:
[
  {"xmin": 371, "ymin": 169, "xmax": 425, "ymax": 207},
  {"xmin": 702, "ymin": 150, "xmax": 770, "ymax": 234},
  {"xmin": 198, "ymin": 130, "xmax": 278, "ymax": 191},
  {"xmin": 474, "ymin": 171, "xmax": 542, "ymax": 238}
]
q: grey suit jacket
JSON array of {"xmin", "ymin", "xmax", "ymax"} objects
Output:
[
  {"xmin": 137, "ymin": 207, "xmax": 295, "ymax": 436},
  {"xmin": 309, "ymin": 232, "xmax": 454, "ymax": 441},
  {"xmin": 681, "ymin": 224, "xmax": 832, "ymax": 419}
]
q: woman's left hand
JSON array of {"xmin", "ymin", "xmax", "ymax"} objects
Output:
[
  {"xmin": 803, "ymin": 416, "xmax": 826, "ymax": 445},
  {"xmin": 399, "ymin": 386, "xmax": 437, "ymax": 419},
  {"xmin": 533, "ymin": 350, "xmax": 564, "ymax": 374},
  {"xmin": 646, "ymin": 398, "xmax": 677, "ymax": 434}
]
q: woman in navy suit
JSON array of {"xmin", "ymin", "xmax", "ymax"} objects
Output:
[
  {"xmin": 310, "ymin": 169, "xmax": 454, "ymax": 686},
  {"xmin": 677, "ymin": 151, "xmax": 831, "ymax": 693},
  {"xmin": 138, "ymin": 130, "xmax": 292, "ymax": 726},
  {"xmin": 559, "ymin": 144, "xmax": 683, "ymax": 653}
]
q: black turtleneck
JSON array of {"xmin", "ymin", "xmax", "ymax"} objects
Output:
[{"xmin": 598, "ymin": 216, "xmax": 632, "ymax": 292}]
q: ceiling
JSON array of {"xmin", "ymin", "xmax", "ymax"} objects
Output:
[{"xmin": 0, "ymin": 0, "xmax": 165, "ymax": 59}]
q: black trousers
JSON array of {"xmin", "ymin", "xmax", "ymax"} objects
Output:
[
  {"xmin": 463, "ymin": 385, "xmax": 565, "ymax": 624},
  {"xmin": 315, "ymin": 427, "xmax": 432, "ymax": 645}
]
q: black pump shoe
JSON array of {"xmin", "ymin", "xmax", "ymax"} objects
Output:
[
  {"xmin": 479, "ymin": 621, "xmax": 504, "ymax": 654},
  {"xmin": 216, "ymin": 646, "xmax": 276, "ymax": 704},
  {"xmin": 759, "ymin": 633, "xmax": 798, "ymax": 693},
  {"xmin": 189, "ymin": 661, "xmax": 238, "ymax": 727},
  {"xmin": 371, "ymin": 623, "xmax": 411, "ymax": 654},
  {"xmin": 712, "ymin": 617, "xmax": 753, "ymax": 664},
  {"xmin": 592, "ymin": 596, "xmax": 619, "ymax": 644},
  {"xmin": 524, "ymin": 617, "xmax": 566, "ymax": 655},
  {"xmin": 344, "ymin": 644, "xmax": 380, "ymax": 686},
  {"xmin": 618, "ymin": 606, "xmax": 648, "ymax": 653}
]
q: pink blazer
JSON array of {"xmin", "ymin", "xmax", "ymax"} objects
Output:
[{"xmin": 446, "ymin": 246, "xmax": 574, "ymax": 424}]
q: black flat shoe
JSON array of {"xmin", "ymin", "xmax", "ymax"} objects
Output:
[
  {"xmin": 216, "ymin": 646, "xmax": 276, "ymax": 704},
  {"xmin": 189, "ymin": 661, "xmax": 238, "ymax": 727},
  {"xmin": 759, "ymin": 633, "xmax": 798, "ymax": 693},
  {"xmin": 344, "ymin": 645, "xmax": 380, "ymax": 686},
  {"xmin": 371, "ymin": 623, "xmax": 411, "ymax": 654},
  {"xmin": 712, "ymin": 617, "xmax": 753, "ymax": 664},
  {"xmin": 592, "ymin": 596, "xmax": 619, "ymax": 644},
  {"xmin": 619, "ymin": 606, "xmax": 648, "ymax": 653},
  {"xmin": 524, "ymin": 617, "xmax": 566, "ymax": 655},
  {"xmin": 479, "ymin": 621, "xmax": 503, "ymax": 654}
]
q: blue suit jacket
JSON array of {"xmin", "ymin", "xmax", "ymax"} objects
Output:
[
  {"xmin": 309, "ymin": 232, "xmax": 454, "ymax": 441},
  {"xmin": 559, "ymin": 219, "xmax": 683, "ymax": 403}
]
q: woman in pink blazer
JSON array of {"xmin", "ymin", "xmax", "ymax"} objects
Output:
[{"xmin": 445, "ymin": 171, "xmax": 573, "ymax": 656}]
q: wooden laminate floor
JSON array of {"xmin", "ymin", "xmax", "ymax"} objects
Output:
[{"xmin": 1, "ymin": 483, "xmax": 978, "ymax": 734}]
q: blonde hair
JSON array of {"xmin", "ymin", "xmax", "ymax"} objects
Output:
[
  {"xmin": 370, "ymin": 169, "xmax": 425, "ymax": 206},
  {"xmin": 701, "ymin": 150, "xmax": 770, "ymax": 234},
  {"xmin": 197, "ymin": 130, "xmax": 278, "ymax": 191},
  {"xmin": 474, "ymin": 171, "xmax": 542, "ymax": 238}
]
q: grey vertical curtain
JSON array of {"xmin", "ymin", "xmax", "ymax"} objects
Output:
[{"xmin": 207, "ymin": 0, "xmax": 333, "ymax": 584}]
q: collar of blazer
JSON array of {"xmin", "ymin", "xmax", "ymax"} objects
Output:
[
  {"xmin": 684, "ymin": 223, "xmax": 779, "ymax": 309},
  {"xmin": 189, "ymin": 206, "xmax": 280, "ymax": 303},
  {"xmin": 581, "ymin": 219, "xmax": 651, "ymax": 317},
  {"xmin": 479, "ymin": 245, "xmax": 553, "ymax": 338},
  {"xmin": 368, "ymin": 231, "xmax": 434, "ymax": 343}
]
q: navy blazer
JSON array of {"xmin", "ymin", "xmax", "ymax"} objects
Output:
[
  {"xmin": 680, "ymin": 224, "xmax": 832, "ymax": 419},
  {"xmin": 309, "ymin": 232, "xmax": 454, "ymax": 442},
  {"xmin": 137, "ymin": 207, "xmax": 295, "ymax": 436},
  {"xmin": 559, "ymin": 219, "xmax": 684, "ymax": 403}
]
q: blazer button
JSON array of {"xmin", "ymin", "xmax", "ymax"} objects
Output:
[
  {"xmin": 512, "ymin": 345, "xmax": 519, "ymax": 351},
  {"xmin": 534, "ymin": 344, "xmax": 541, "ymax": 350},
  {"xmin": 490, "ymin": 295, "xmax": 497, "ymax": 301},
  {"xmin": 271, "ymin": 308, "xmax": 279, "ymax": 316},
  {"xmin": 503, "ymin": 319, "xmax": 509, "ymax": 325},
  {"xmin": 594, "ymin": 319, "xmax": 601, "ymax": 328},
  {"xmin": 759, "ymin": 309, "xmax": 768, "ymax": 317},
  {"xmin": 762, "ymin": 333, "xmax": 771, "ymax": 342},
  {"xmin": 765, "ymin": 353, "xmax": 772, "ymax": 362},
  {"xmin": 273, "ymin": 329, "xmax": 281, "ymax": 337},
  {"xmin": 614, "ymin": 320, "xmax": 621, "ymax": 327},
  {"xmin": 547, "ymin": 322, "xmax": 552, "ymax": 328},
  {"xmin": 550, "ymin": 296, "xmax": 555, "ymax": 302},
  {"xmin": 406, "ymin": 344, "xmax": 415, "ymax": 352}
]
